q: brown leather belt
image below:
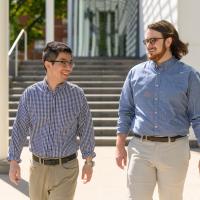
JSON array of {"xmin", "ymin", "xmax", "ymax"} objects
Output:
[
  {"xmin": 133, "ymin": 133, "xmax": 185, "ymax": 142},
  {"xmin": 32, "ymin": 153, "xmax": 77, "ymax": 165}
]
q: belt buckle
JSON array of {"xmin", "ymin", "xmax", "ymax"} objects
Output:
[
  {"xmin": 40, "ymin": 158, "xmax": 46, "ymax": 165},
  {"xmin": 169, "ymin": 137, "xmax": 176, "ymax": 142},
  {"xmin": 40, "ymin": 157, "xmax": 48, "ymax": 165},
  {"xmin": 142, "ymin": 135, "xmax": 147, "ymax": 141},
  {"xmin": 37, "ymin": 157, "xmax": 42, "ymax": 164},
  {"xmin": 59, "ymin": 158, "xmax": 62, "ymax": 165}
]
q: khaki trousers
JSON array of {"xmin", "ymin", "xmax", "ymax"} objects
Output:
[
  {"xmin": 127, "ymin": 136, "xmax": 190, "ymax": 200},
  {"xmin": 29, "ymin": 158, "xmax": 79, "ymax": 200}
]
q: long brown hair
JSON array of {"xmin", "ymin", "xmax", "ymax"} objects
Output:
[{"xmin": 148, "ymin": 20, "xmax": 188, "ymax": 60}]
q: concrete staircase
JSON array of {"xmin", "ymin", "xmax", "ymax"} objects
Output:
[
  {"xmin": 9, "ymin": 58, "xmax": 198, "ymax": 147},
  {"xmin": 9, "ymin": 58, "xmax": 140, "ymax": 146}
]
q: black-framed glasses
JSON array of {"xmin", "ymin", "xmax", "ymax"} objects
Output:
[
  {"xmin": 143, "ymin": 38, "xmax": 165, "ymax": 45},
  {"xmin": 50, "ymin": 60, "xmax": 74, "ymax": 67}
]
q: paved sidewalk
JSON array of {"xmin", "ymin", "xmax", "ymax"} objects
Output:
[{"xmin": 0, "ymin": 147, "xmax": 200, "ymax": 200}]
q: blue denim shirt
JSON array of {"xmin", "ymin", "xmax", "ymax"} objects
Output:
[{"xmin": 117, "ymin": 57, "xmax": 200, "ymax": 144}]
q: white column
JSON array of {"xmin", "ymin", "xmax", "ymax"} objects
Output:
[
  {"xmin": 178, "ymin": 0, "xmax": 200, "ymax": 70},
  {"xmin": 139, "ymin": 0, "xmax": 146, "ymax": 57},
  {"xmin": 96, "ymin": 11, "xmax": 100, "ymax": 56},
  {"xmin": 91, "ymin": 0, "xmax": 97, "ymax": 57},
  {"xmin": 78, "ymin": 0, "xmax": 85, "ymax": 56},
  {"xmin": 45, "ymin": 0, "xmax": 54, "ymax": 43},
  {"xmin": 67, "ymin": 0, "xmax": 73, "ymax": 48},
  {"xmin": 73, "ymin": 0, "xmax": 78, "ymax": 56},
  {"xmin": 82, "ymin": 0, "xmax": 90, "ymax": 57},
  {"xmin": 106, "ymin": 12, "xmax": 112, "ymax": 57},
  {"xmin": 114, "ymin": 8, "xmax": 119, "ymax": 56},
  {"xmin": 0, "ymin": 0, "xmax": 9, "ymax": 173}
]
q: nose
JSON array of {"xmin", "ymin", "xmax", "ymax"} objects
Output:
[{"xmin": 64, "ymin": 63, "xmax": 74, "ymax": 69}]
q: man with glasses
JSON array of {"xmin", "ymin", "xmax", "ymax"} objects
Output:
[
  {"xmin": 115, "ymin": 20, "xmax": 200, "ymax": 200},
  {"xmin": 8, "ymin": 41, "xmax": 95, "ymax": 200}
]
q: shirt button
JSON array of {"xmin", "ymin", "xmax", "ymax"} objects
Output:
[
  {"xmin": 155, "ymin": 125, "xmax": 158, "ymax": 128},
  {"xmin": 155, "ymin": 98, "xmax": 158, "ymax": 101},
  {"xmin": 155, "ymin": 84, "xmax": 159, "ymax": 87},
  {"xmin": 155, "ymin": 111, "xmax": 157, "ymax": 114}
]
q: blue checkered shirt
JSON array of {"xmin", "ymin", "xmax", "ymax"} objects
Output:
[{"xmin": 8, "ymin": 80, "xmax": 95, "ymax": 161}]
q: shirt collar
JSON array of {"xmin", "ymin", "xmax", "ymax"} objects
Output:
[
  {"xmin": 151, "ymin": 57, "xmax": 177, "ymax": 71},
  {"xmin": 42, "ymin": 78, "xmax": 67, "ymax": 93}
]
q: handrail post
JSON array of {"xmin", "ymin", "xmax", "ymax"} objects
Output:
[
  {"xmin": 15, "ymin": 44, "xmax": 18, "ymax": 77},
  {"xmin": 24, "ymin": 30, "xmax": 28, "ymax": 60},
  {"xmin": 8, "ymin": 29, "xmax": 28, "ymax": 77}
]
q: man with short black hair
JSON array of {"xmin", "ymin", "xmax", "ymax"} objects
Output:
[{"xmin": 8, "ymin": 41, "xmax": 95, "ymax": 200}]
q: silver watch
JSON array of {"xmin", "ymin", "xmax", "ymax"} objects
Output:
[{"xmin": 85, "ymin": 160, "xmax": 95, "ymax": 167}]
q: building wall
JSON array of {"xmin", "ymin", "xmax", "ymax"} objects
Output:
[
  {"xmin": 117, "ymin": 0, "xmax": 139, "ymax": 57},
  {"xmin": 126, "ymin": 0, "xmax": 139, "ymax": 57},
  {"xmin": 139, "ymin": 0, "xmax": 200, "ymax": 71},
  {"xmin": 139, "ymin": 0, "xmax": 178, "ymax": 57},
  {"xmin": 178, "ymin": 0, "xmax": 200, "ymax": 70}
]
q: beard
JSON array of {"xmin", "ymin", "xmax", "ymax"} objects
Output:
[{"xmin": 147, "ymin": 43, "xmax": 167, "ymax": 62}]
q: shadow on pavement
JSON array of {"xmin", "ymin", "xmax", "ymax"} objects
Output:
[{"xmin": 0, "ymin": 175, "xmax": 29, "ymax": 197}]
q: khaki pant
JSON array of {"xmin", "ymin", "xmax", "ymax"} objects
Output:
[
  {"xmin": 127, "ymin": 136, "xmax": 190, "ymax": 200},
  {"xmin": 29, "ymin": 158, "xmax": 79, "ymax": 200}
]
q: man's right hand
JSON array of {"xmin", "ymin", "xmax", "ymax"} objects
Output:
[
  {"xmin": 115, "ymin": 134, "xmax": 127, "ymax": 169},
  {"xmin": 115, "ymin": 145, "xmax": 127, "ymax": 169},
  {"xmin": 9, "ymin": 160, "xmax": 21, "ymax": 185}
]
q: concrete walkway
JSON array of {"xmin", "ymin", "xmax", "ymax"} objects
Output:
[{"xmin": 0, "ymin": 147, "xmax": 200, "ymax": 200}]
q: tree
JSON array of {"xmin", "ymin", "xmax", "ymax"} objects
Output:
[{"xmin": 9, "ymin": 0, "xmax": 68, "ymax": 46}]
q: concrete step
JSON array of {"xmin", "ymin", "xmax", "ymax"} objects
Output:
[
  {"xmin": 91, "ymin": 109, "xmax": 118, "ymax": 117},
  {"xmin": 9, "ymin": 109, "xmax": 118, "ymax": 118},
  {"xmin": 8, "ymin": 125, "xmax": 117, "ymax": 137},
  {"xmin": 10, "ymin": 87, "xmax": 122, "ymax": 95},
  {"xmin": 94, "ymin": 127, "xmax": 116, "ymax": 136},
  {"xmin": 94, "ymin": 136, "xmax": 130, "ymax": 146},
  {"xmin": 9, "ymin": 101, "xmax": 119, "ymax": 109},
  {"xmin": 17, "ymin": 69, "xmax": 129, "ymax": 77},
  {"xmin": 20, "ymin": 59, "xmax": 136, "ymax": 66},
  {"xmin": 9, "ymin": 117, "xmax": 118, "ymax": 127},
  {"xmin": 93, "ymin": 118, "xmax": 117, "ymax": 126},
  {"xmin": 7, "ymin": 135, "xmax": 198, "ymax": 147},
  {"xmin": 19, "ymin": 64, "xmax": 132, "ymax": 71},
  {"xmin": 8, "ymin": 125, "xmax": 117, "ymax": 136},
  {"xmin": 13, "ymin": 75, "xmax": 125, "ymax": 82},
  {"xmin": 8, "ymin": 127, "xmax": 198, "ymax": 147},
  {"xmin": 10, "ymin": 81, "xmax": 124, "ymax": 88},
  {"xmin": 9, "ymin": 94, "xmax": 120, "ymax": 102},
  {"xmin": 8, "ymin": 126, "xmax": 117, "ymax": 136},
  {"xmin": 8, "ymin": 58, "xmax": 142, "ymax": 146}
]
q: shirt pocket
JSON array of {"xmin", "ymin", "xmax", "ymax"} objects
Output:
[
  {"xmin": 30, "ymin": 107, "xmax": 49, "ymax": 128},
  {"xmin": 57, "ymin": 106, "xmax": 79, "ymax": 129}
]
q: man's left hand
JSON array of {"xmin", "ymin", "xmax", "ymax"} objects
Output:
[{"xmin": 81, "ymin": 163, "xmax": 93, "ymax": 184}]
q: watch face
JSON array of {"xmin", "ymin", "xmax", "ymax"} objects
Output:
[{"xmin": 85, "ymin": 161, "xmax": 95, "ymax": 167}]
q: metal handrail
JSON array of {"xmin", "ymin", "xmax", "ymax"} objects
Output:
[{"xmin": 8, "ymin": 29, "xmax": 27, "ymax": 77}]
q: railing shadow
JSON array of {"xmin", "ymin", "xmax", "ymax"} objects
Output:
[{"xmin": 0, "ymin": 175, "xmax": 29, "ymax": 197}]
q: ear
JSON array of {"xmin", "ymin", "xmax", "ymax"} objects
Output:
[
  {"xmin": 44, "ymin": 61, "xmax": 52, "ymax": 71},
  {"xmin": 165, "ymin": 37, "xmax": 173, "ymax": 48}
]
